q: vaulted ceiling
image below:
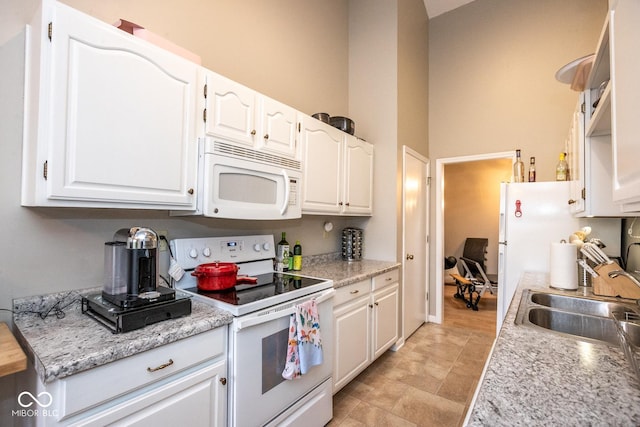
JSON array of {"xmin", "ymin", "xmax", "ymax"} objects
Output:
[{"xmin": 423, "ymin": 0, "xmax": 477, "ymax": 18}]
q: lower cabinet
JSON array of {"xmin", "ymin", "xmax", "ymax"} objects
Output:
[
  {"xmin": 333, "ymin": 269, "xmax": 399, "ymax": 393},
  {"xmin": 20, "ymin": 328, "xmax": 227, "ymax": 427}
]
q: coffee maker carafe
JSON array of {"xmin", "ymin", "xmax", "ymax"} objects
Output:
[
  {"xmin": 102, "ymin": 227, "xmax": 175, "ymax": 308},
  {"xmin": 126, "ymin": 227, "xmax": 158, "ymax": 295}
]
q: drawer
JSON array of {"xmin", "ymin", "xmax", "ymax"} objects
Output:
[
  {"xmin": 333, "ymin": 280, "xmax": 370, "ymax": 307},
  {"xmin": 371, "ymin": 269, "xmax": 399, "ymax": 291},
  {"xmin": 53, "ymin": 327, "xmax": 226, "ymax": 420}
]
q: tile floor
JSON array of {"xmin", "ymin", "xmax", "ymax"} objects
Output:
[{"xmin": 329, "ymin": 286, "xmax": 496, "ymax": 426}]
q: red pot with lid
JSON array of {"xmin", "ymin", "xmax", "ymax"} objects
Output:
[{"xmin": 191, "ymin": 262, "xmax": 257, "ymax": 291}]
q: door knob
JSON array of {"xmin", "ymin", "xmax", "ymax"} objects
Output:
[{"xmin": 406, "ymin": 254, "xmax": 414, "ymax": 260}]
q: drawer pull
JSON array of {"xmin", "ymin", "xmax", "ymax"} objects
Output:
[
  {"xmin": 220, "ymin": 377, "xmax": 227, "ymax": 385},
  {"xmin": 147, "ymin": 359, "xmax": 174, "ymax": 373},
  {"xmin": 386, "ymin": 277, "xmax": 392, "ymax": 281},
  {"xmin": 350, "ymin": 290, "xmax": 360, "ymax": 294}
]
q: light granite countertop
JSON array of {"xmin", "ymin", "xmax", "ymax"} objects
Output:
[
  {"xmin": 300, "ymin": 253, "xmax": 400, "ymax": 288},
  {"xmin": 13, "ymin": 288, "xmax": 233, "ymax": 384},
  {"xmin": 12, "ymin": 256, "xmax": 396, "ymax": 385},
  {"xmin": 466, "ymin": 272, "xmax": 640, "ymax": 426}
]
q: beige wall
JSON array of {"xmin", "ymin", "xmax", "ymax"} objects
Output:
[
  {"xmin": 60, "ymin": 0, "xmax": 350, "ymax": 116},
  {"xmin": 427, "ymin": 0, "xmax": 608, "ymax": 315},
  {"xmin": 444, "ymin": 158, "xmax": 512, "ymax": 276},
  {"xmin": 429, "ymin": 0, "xmax": 607, "ymax": 181}
]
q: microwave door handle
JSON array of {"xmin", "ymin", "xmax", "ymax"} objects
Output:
[{"xmin": 280, "ymin": 169, "xmax": 290, "ymax": 215}]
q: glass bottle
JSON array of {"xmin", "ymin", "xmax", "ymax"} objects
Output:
[
  {"xmin": 292, "ymin": 241, "xmax": 302, "ymax": 271},
  {"xmin": 513, "ymin": 149, "xmax": 525, "ymax": 183},
  {"xmin": 276, "ymin": 232, "xmax": 290, "ymax": 272},
  {"xmin": 555, "ymin": 153, "xmax": 568, "ymax": 181},
  {"xmin": 528, "ymin": 157, "xmax": 536, "ymax": 182}
]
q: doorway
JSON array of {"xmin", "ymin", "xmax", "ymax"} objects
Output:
[
  {"xmin": 402, "ymin": 146, "xmax": 429, "ymax": 342},
  {"xmin": 433, "ymin": 152, "xmax": 514, "ymax": 327}
]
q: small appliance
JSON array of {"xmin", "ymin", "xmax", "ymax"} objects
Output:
[{"xmin": 82, "ymin": 227, "xmax": 191, "ymax": 333}]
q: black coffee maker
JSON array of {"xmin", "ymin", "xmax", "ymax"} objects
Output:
[{"xmin": 102, "ymin": 227, "xmax": 175, "ymax": 308}]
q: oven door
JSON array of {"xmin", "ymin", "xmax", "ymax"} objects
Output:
[
  {"xmin": 202, "ymin": 153, "xmax": 301, "ymax": 220},
  {"xmin": 228, "ymin": 288, "xmax": 334, "ymax": 426}
]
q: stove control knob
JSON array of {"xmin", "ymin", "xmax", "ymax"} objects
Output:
[
  {"xmin": 203, "ymin": 247, "xmax": 211, "ymax": 257},
  {"xmin": 189, "ymin": 248, "xmax": 198, "ymax": 259},
  {"xmin": 253, "ymin": 243, "xmax": 262, "ymax": 252},
  {"xmin": 263, "ymin": 243, "xmax": 271, "ymax": 251}
]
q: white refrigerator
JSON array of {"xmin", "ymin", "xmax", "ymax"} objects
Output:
[{"xmin": 497, "ymin": 181, "xmax": 621, "ymax": 331}]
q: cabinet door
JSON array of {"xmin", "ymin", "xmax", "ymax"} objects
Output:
[
  {"xmin": 301, "ymin": 117, "xmax": 343, "ymax": 214},
  {"xmin": 257, "ymin": 96, "xmax": 299, "ymax": 160},
  {"xmin": 372, "ymin": 283, "xmax": 399, "ymax": 360},
  {"xmin": 333, "ymin": 296, "xmax": 371, "ymax": 393},
  {"xmin": 41, "ymin": 3, "xmax": 198, "ymax": 208},
  {"xmin": 568, "ymin": 95, "xmax": 585, "ymax": 214},
  {"xmin": 73, "ymin": 360, "xmax": 227, "ymax": 427},
  {"xmin": 343, "ymin": 136, "xmax": 374, "ymax": 215},
  {"xmin": 204, "ymin": 71, "xmax": 256, "ymax": 147},
  {"xmin": 610, "ymin": 0, "xmax": 640, "ymax": 208}
]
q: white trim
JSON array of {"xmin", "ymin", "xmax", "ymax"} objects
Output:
[{"xmin": 433, "ymin": 151, "xmax": 514, "ymax": 324}]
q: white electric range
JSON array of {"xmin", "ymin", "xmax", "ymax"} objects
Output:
[{"xmin": 169, "ymin": 235, "xmax": 335, "ymax": 427}]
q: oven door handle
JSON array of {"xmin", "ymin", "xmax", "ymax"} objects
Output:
[
  {"xmin": 234, "ymin": 288, "xmax": 335, "ymax": 331},
  {"xmin": 280, "ymin": 169, "xmax": 290, "ymax": 216}
]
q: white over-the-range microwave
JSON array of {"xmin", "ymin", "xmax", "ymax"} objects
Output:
[{"xmin": 172, "ymin": 137, "xmax": 302, "ymax": 220}]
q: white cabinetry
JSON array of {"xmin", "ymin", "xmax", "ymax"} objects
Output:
[
  {"xmin": 203, "ymin": 71, "xmax": 299, "ymax": 160},
  {"xmin": 568, "ymin": 92, "xmax": 624, "ymax": 216},
  {"xmin": 583, "ymin": 0, "xmax": 640, "ymax": 213},
  {"xmin": 22, "ymin": 0, "xmax": 199, "ymax": 209},
  {"xmin": 24, "ymin": 328, "xmax": 227, "ymax": 427},
  {"xmin": 333, "ymin": 269, "xmax": 399, "ymax": 393},
  {"xmin": 300, "ymin": 115, "xmax": 373, "ymax": 215}
]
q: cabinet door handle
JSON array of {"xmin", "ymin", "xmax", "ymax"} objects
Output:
[
  {"xmin": 386, "ymin": 277, "xmax": 392, "ymax": 281},
  {"xmin": 220, "ymin": 377, "xmax": 227, "ymax": 386},
  {"xmin": 350, "ymin": 290, "xmax": 360, "ymax": 294},
  {"xmin": 374, "ymin": 302, "xmax": 379, "ymax": 306},
  {"xmin": 147, "ymin": 359, "xmax": 174, "ymax": 373},
  {"xmin": 568, "ymin": 199, "xmax": 576, "ymax": 205},
  {"xmin": 188, "ymin": 188, "xmax": 194, "ymax": 195},
  {"xmin": 406, "ymin": 254, "xmax": 414, "ymax": 260},
  {"xmin": 264, "ymin": 133, "xmax": 269, "ymax": 140},
  {"xmin": 251, "ymin": 130, "xmax": 257, "ymax": 136}
]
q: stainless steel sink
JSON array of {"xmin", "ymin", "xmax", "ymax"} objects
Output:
[
  {"xmin": 526, "ymin": 307, "xmax": 621, "ymax": 345},
  {"xmin": 515, "ymin": 289, "xmax": 640, "ymax": 346},
  {"xmin": 530, "ymin": 292, "xmax": 634, "ymax": 318}
]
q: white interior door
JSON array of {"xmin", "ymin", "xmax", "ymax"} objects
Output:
[{"xmin": 402, "ymin": 146, "xmax": 429, "ymax": 339}]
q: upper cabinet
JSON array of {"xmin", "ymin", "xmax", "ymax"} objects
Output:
[
  {"xmin": 568, "ymin": 92, "xmax": 627, "ymax": 217},
  {"xmin": 22, "ymin": 0, "xmax": 200, "ymax": 209},
  {"xmin": 584, "ymin": 0, "xmax": 640, "ymax": 212},
  {"xmin": 300, "ymin": 115, "xmax": 373, "ymax": 216},
  {"xmin": 203, "ymin": 71, "xmax": 299, "ymax": 161}
]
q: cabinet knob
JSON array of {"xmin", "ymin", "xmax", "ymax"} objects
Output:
[
  {"xmin": 568, "ymin": 199, "xmax": 576, "ymax": 205},
  {"xmin": 345, "ymin": 202, "xmax": 350, "ymax": 206},
  {"xmin": 220, "ymin": 377, "xmax": 227, "ymax": 386},
  {"xmin": 374, "ymin": 302, "xmax": 379, "ymax": 306},
  {"xmin": 264, "ymin": 134, "xmax": 269, "ymax": 140},
  {"xmin": 188, "ymin": 188, "xmax": 194, "ymax": 195},
  {"xmin": 251, "ymin": 130, "xmax": 256, "ymax": 136},
  {"xmin": 369, "ymin": 304, "xmax": 373, "ymax": 308},
  {"xmin": 339, "ymin": 202, "xmax": 343, "ymax": 206},
  {"xmin": 406, "ymin": 254, "xmax": 414, "ymax": 260},
  {"xmin": 350, "ymin": 289, "xmax": 359, "ymax": 294}
]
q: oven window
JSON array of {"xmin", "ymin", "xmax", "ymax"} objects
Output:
[
  {"xmin": 219, "ymin": 173, "xmax": 277, "ymax": 204},
  {"xmin": 262, "ymin": 328, "xmax": 289, "ymax": 394}
]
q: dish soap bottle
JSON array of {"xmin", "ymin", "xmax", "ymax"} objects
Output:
[
  {"xmin": 513, "ymin": 149, "xmax": 525, "ymax": 182},
  {"xmin": 276, "ymin": 232, "xmax": 290, "ymax": 272},
  {"xmin": 293, "ymin": 241, "xmax": 302, "ymax": 271},
  {"xmin": 555, "ymin": 153, "xmax": 568, "ymax": 181},
  {"xmin": 528, "ymin": 157, "xmax": 536, "ymax": 182}
]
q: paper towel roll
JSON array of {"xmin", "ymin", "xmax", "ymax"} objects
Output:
[{"xmin": 549, "ymin": 242, "xmax": 578, "ymax": 290}]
